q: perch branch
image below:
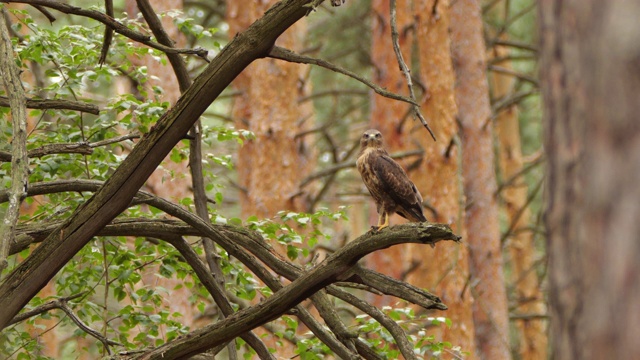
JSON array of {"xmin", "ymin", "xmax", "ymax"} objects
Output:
[
  {"xmin": 5, "ymin": 179, "xmax": 453, "ymax": 358},
  {"xmin": 131, "ymin": 222, "xmax": 459, "ymax": 359}
]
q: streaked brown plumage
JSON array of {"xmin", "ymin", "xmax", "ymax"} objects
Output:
[{"xmin": 356, "ymin": 129, "xmax": 427, "ymax": 231}]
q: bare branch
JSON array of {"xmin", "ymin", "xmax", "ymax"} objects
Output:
[
  {"xmin": 57, "ymin": 299, "xmax": 122, "ymax": 353},
  {"xmin": 301, "ymin": 149, "xmax": 423, "ymax": 187},
  {"xmin": 389, "ymin": 0, "xmax": 436, "ymax": 141},
  {"xmin": 488, "ymin": 64, "xmax": 538, "ymax": 86},
  {"xmin": 269, "ymin": 46, "xmax": 418, "ymax": 106},
  {"xmin": 491, "ymin": 38, "xmax": 537, "ymax": 53}
]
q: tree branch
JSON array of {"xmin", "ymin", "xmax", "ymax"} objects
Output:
[
  {"xmin": 0, "ymin": 0, "xmax": 209, "ymax": 60},
  {"xmin": 301, "ymin": 149, "xmax": 423, "ymax": 187},
  {"xmin": 3, "ymin": 179, "xmax": 452, "ymax": 358},
  {"xmin": 0, "ymin": 96, "xmax": 100, "ymax": 114},
  {"xmin": 0, "ymin": 6, "xmax": 29, "ymax": 279},
  {"xmin": 131, "ymin": 223, "xmax": 460, "ymax": 359},
  {"xmin": 389, "ymin": 0, "xmax": 436, "ymax": 141},
  {"xmin": 7, "ymin": 293, "xmax": 122, "ymax": 353},
  {"xmin": 269, "ymin": 45, "xmax": 419, "ymax": 106},
  {"xmin": 0, "ymin": 0, "xmax": 323, "ymax": 330},
  {"xmin": 0, "ymin": 134, "xmax": 140, "ymax": 162}
]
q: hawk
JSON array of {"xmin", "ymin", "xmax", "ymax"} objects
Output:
[{"xmin": 356, "ymin": 129, "xmax": 427, "ymax": 231}]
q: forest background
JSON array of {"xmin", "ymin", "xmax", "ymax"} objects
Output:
[{"xmin": 0, "ymin": 0, "xmax": 637, "ymax": 359}]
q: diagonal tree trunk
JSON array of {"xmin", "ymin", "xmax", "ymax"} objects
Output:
[{"xmin": 0, "ymin": 0, "xmax": 322, "ymax": 331}]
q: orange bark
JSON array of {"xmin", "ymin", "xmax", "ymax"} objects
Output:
[
  {"xmin": 450, "ymin": 0, "xmax": 512, "ymax": 359},
  {"xmin": 368, "ymin": 0, "xmax": 477, "ymax": 357},
  {"xmin": 491, "ymin": 45, "xmax": 547, "ymax": 360},
  {"xmin": 227, "ymin": 1, "xmax": 313, "ymax": 219},
  {"xmin": 226, "ymin": 1, "xmax": 313, "ymax": 354}
]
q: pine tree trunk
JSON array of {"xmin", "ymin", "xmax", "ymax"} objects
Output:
[
  {"xmin": 227, "ymin": 1, "xmax": 313, "ymax": 219},
  {"xmin": 491, "ymin": 43, "xmax": 547, "ymax": 360},
  {"xmin": 450, "ymin": 0, "xmax": 512, "ymax": 358},
  {"xmin": 369, "ymin": 0, "xmax": 477, "ymax": 356},
  {"xmin": 541, "ymin": 1, "xmax": 640, "ymax": 358}
]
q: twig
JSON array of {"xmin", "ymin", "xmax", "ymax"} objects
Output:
[
  {"xmin": 491, "ymin": 38, "xmax": 538, "ymax": 53},
  {"xmin": 301, "ymin": 149, "xmax": 424, "ymax": 187},
  {"xmin": 389, "ymin": 0, "xmax": 436, "ymax": 141},
  {"xmin": 500, "ymin": 177, "xmax": 544, "ymax": 244},
  {"xmin": 58, "ymin": 299, "xmax": 122, "ymax": 354},
  {"xmin": 509, "ymin": 313, "xmax": 549, "ymax": 320},
  {"xmin": 488, "ymin": 65, "xmax": 538, "ymax": 86},
  {"xmin": 491, "ymin": 89, "xmax": 538, "ymax": 114},
  {"xmin": 98, "ymin": 0, "xmax": 113, "ymax": 65},
  {"xmin": 495, "ymin": 154, "xmax": 544, "ymax": 196},
  {"xmin": 0, "ymin": 8, "xmax": 29, "ymax": 279},
  {"xmin": 8, "ymin": 293, "xmax": 122, "ymax": 353},
  {"xmin": 269, "ymin": 46, "xmax": 418, "ymax": 106}
]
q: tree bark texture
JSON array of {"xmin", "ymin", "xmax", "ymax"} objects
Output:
[
  {"xmin": 368, "ymin": 0, "xmax": 477, "ymax": 356},
  {"xmin": 450, "ymin": 0, "xmax": 511, "ymax": 358},
  {"xmin": 0, "ymin": 0, "xmax": 320, "ymax": 330},
  {"xmin": 411, "ymin": 0, "xmax": 477, "ymax": 355},
  {"xmin": 540, "ymin": 1, "xmax": 640, "ymax": 359},
  {"xmin": 227, "ymin": 0, "xmax": 314, "ymax": 219},
  {"xmin": 491, "ymin": 43, "xmax": 547, "ymax": 360}
]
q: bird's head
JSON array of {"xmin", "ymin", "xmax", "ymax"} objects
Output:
[{"xmin": 360, "ymin": 129, "xmax": 384, "ymax": 149}]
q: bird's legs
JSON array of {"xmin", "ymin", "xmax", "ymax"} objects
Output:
[{"xmin": 375, "ymin": 211, "xmax": 389, "ymax": 232}]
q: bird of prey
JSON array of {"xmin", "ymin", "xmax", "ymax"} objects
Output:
[{"xmin": 356, "ymin": 129, "xmax": 427, "ymax": 231}]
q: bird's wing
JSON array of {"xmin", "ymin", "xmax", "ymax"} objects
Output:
[{"xmin": 371, "ymin": 154, "xmax": 427, "ymax": 222}]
